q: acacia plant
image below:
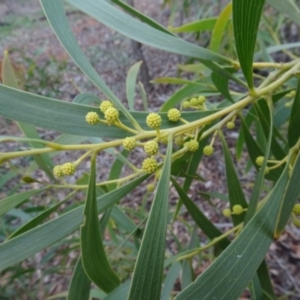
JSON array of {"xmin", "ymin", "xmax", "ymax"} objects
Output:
[{"xmin": 1, "ymin": 0, "xmax": 300, "ymax": 299}]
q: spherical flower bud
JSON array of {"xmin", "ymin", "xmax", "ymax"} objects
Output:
[
  {"xmin": 222, "ymin": 208, "xmax": 232, "ymax": 218},
  {"xmin": 146, "ymin": 113, "xmax": 162, "ymax": 129},
  {"xmin": 61, "ymin": 162, "xmax": 76, "ymax": 176},
  {"xmin": 159, "ymin": 136, "xmax": 168, "ymax": 144},
  {"xmin": 184, "ymin": 140, "xmax": 199, "ymax": 152},
  {"xmin": 226, "ymin": 121, "xmax": 235, "ymax": 130},
  {"xmin": 100, "ymin": 100, "xmax": 113, "ymax": 113},
  {"xmin": 53, "ymin": 165, "xmax": 64, "ymax": 177},
  {"xmin": 167, "ymin": 108, "xmax": 181, "ymax": 122},
  {"xmin": 232, "ymin": 204, "xmax": 244, "ymax": 215},
  {"xmin": 203, "ymin": 145, "xmax": 214, "ymax": 156},
  {"xmin": 104, "ymin": 107, "xmax": 119, "ymax": 124},
  {"xmin": 175, "ymin": 135, "xmax": 184, "ymax": 146},
  {"xmin": 155, "ymin": 169, "xmax": 162, "ymax": 179},
  {"xmin": 198, "ymin": 95, "xmax": 206, "ymax": 104},
  {"xmin": 147, "ymin": 183, "xmax": 155, "ymax": 193},
  {"xmin": 144, "ymin": 141, "xmax": 159, "ymax": 156},
  {"xmin": 292, "ymin": 204, "xmax": 300, "ymax": 215},
  {"xmin": 123, "ymin": 137, "xmax": 137, "ymax": 151},
  {"xmin": 190, "ymin": 97, "xmax": 198, "ymax": 106},
  {"xmin": 142, "ymin": 157, "xmax": 158, "ymax": 173},
  {"xmin": 85, "ymin": 112, "xmax": 100, "ymax": 125},
  {"xmin": 182, "ymin": 101, "xmax": 190, "ymax": 108},
  {"xmin": 292, "ymin": 217, "xmax": 300, "ymax": 227},
  {"xmin": 256, "ymin": 156, "xmax": 264, "ymax": 166},
  {"xmin": 264, "ymin": 167, "xmax": 270, "ymax": 175}
]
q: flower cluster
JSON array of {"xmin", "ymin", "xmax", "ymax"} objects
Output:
[
  {"xmin": 53, "ymin": 162, "xmax": 76, "ymax": 177},
  {"xmin": 182, "ymin": 96, "xmax": 206, "ymax": 110}
]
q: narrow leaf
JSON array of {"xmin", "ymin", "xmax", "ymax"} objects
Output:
[
  {"xmin": 161, "ymin": 262, "xmax": 181, "ymax": 300},
  {"xmin": 220, "ymin": 132, "xmax": 248, "ymax": 225},
  {"xmin": 169, "ymin": 18, "xmax": 217, "ymax": 33},
  {"xmin": 73, "ymin": 92, "xmax": 100, "ymax": 105},
  {"xmin": 2, "ymin": 51, "xmax": 54, "ymax": 179},
  {"xmin": 128, "ymin": 138, "xmax": 173, "ymax": 300},
  {"xmin": 233, "ymin": 0, "xmax": 265, "ymax": 89},
  {"xmin": 67, "ymin": 257, "xmax": 91, "ymax": 300},
  {"xmin": 0, "ymin": 84, "xmax": 222, "ymax": 139},
  {"xmin": 8, "ymin": 191, "xmax": 76, "ymax": 239},
  {"xmin": 152, "ymin": 77, "xmax": 204, "ymax": 86},
  {"xmin": 138, "ymin": 81, "xmax": 148, "ymax": 111},
  {"xmin": 39, "ymin": 0, "xmax": 137, "ymax": 127},
  {"xmin": 288, "ymin": 77, "xmax": 300, "ymax": 148},
  {"xmin": 0, "ymin": 174, "xmax": 147, "ymax": 271},
  {"xmin": 111, "ymin": 0, "xmax": 174, "ymax": 36},
  {"xmin": 266, "ymin": 0, "xmax": 300, "ymax": 27},
  {"xmin": 126, "ymin": 61, "xmax": 142, "ymax": 111},
  {"xmin": 0, "ymin": 189, "xmax": 45, "ymax": 217},
  {"xmin": 104, "ymin": 280, "xmax": 131, "ymax": 300},
  {"xmin": 66, "ymin": 0, "xmax": 245, "ymax": 86},
  {"xmin": 275, "ymin": 151, "xmax": 300, "ymax": 237},
  {"xmin": 176, "ymin": 166, "xmax": 289, "ymax": 300},
  {"xmin": 211, "ymin": 68, "xmax": 235, "ymax": 103},
  {"xmin": 172, "ymin": 178, "xmax": 230, "ymax": 250},
  {"xmin": 210, "ymin": 3, "xmax": 232, "ymax": 52},
  {"xmin": 81, "ymin": 156, "xmax": 120, "ymax": 292}
]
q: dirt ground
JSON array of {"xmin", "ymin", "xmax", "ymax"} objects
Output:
[{"xmin": 1, "ymin": 0, "xmax": 300, "ymax": 299}]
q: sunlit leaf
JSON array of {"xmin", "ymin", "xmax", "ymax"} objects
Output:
[
  {"xmin": 210, "ymin": 3, "xmax": 232, "ymax": 52},
  {"xmin": 169, "ymin": 18, "xmax": 217, "ymax": 33}
]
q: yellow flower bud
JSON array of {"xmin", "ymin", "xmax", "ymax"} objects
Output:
[
  {"xmin": 293, "ymin": 204, "xmax": 300, "ymax": 215},
  {"xmin": 222, "ymin": 208, "xmax": 232, "ymax": 218},
  {"xmin": 203, "ymin": 145, "xmax": 214, "ymax": 156},
  {"xmin": 100, "ymin": 100, "xmax": 113, "ymax": 113},
  {"xmin": 142, "ymin": 157, "xmax": 158, "ymax": 173},
  {"xmin": 232, "ymin": 204, "xmax": 244, "ymax": 215},
  {"xmin": 53, "ymin": 165, "xmax": 64, "ymax": 177},
  {"xmin": 190, "ymin": 97, "xmax": 198, "ymax": 106},
  {"xmin": 256, "ymin": 156, "xmax": 264, "ymax": 167},
  {"xmin": 144, "ymin": 141, "xmax": 159, "ymax": 156},
  {"xmin": 226, "ymin": 121, "xmax": 235, "ymax": 129},
  {"xmin": 147, "ymin": 183, "xmax": 155, "ymax": 193},
  {"xmin": 182, "ymin": 101, "xmax": 190, "ymax": 108},
  {"xmin": 167, "ymin": 108, "xmax": 181, "ymax": 122},
  {"xmin": 184, "ymin": 140, "xmax": 199, "ymax": 152},
  {"xmin": 85, "ymin": 112, "xmax": 100, "ymax": 125},
  {"xmin": 104, "ymin": 107, "xmax": 119, "ymax": 124},
  {"xmin": 198, "ymin": 95, "xmax": 206, "ymax": 104},
  {"xmin": 175, "ymin": 135, "xmax": 184, "ymax": 146},
  {"xmin": 146, "ymin": 113, "xmax": 162, "ymax": 129},
  {"xmin": 123, "ymin": 137, "xmax": 137, "ymax": 151},
  {"xmin": 61, "ymin": 162, "xmax": 76, "ymax": 176}
]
